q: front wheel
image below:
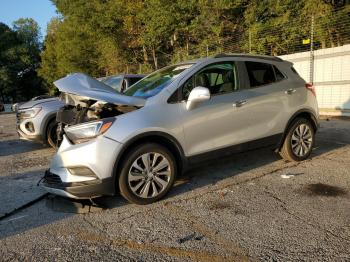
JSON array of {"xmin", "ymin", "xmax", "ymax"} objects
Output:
[
  {"xmin": 118, "ymin": 143, "xmax": 176, "ymax": 205},
  {"xmin": 46, "ymin": 120, "xmax": 59, "ymax": 149},
  {"xmin": 280, "ymin": 118, "xmax": 315, "ymax": 162}
]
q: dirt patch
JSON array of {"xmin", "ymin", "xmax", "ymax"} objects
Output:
[
  {"xmin": 72, "ymin": 230, "xmax": 238, "ymax": 262},
  {"xmin": 208, "ymin": 201, "xmax": 246, "ymax": 216},
  {"xmin": 302, "ymin": 183, "xmax": 348, "ymax": 197},
  {"xmin": 208, "ymin": 201, "xmax": 233, "ymax": 210}
]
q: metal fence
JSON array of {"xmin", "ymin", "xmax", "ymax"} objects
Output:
[
  {"xmin": 136, "ymin": 7, "xmax": 350, "ymax": 114},
  {"xmin": 201, "ymin": 7, "xmax": 350, "ymax": 84},
  {"xmin": 133, "ymin": 7, "xmax": 350, "ymax": 79}
]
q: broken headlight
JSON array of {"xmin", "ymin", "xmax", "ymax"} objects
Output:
[{"xmin": 64, "ymin": 118, "xmax": 115, "ymax": 144}]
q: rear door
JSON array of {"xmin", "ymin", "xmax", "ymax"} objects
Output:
[{"xmin": 234, "ymin": 61, "xmax": 290, "ymax": 142}]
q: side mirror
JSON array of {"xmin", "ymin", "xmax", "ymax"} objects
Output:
[{"xmin": 186, "ymin": 86, "xmax": 210, "ymax": 110}]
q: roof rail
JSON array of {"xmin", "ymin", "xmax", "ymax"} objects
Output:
[{"xmin": 214, "ymin": 53, "xmax": 284, "ymax": 62}]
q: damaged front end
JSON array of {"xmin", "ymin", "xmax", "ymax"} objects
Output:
[{"xmin": 54, "ymin": 73, "xmax": 145, "ymax": 144}]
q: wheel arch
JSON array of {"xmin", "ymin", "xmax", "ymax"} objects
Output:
[
  {"xmin": 112, "ymin": 132, "xmax": 187, "ymax": 190},
  {"xmin": 42, "ymin": 113, "xmax": 57, "ymax": 142},
  {"xmin": 278, "ymin": 109, "xmax": 319, "ymax": 151}
]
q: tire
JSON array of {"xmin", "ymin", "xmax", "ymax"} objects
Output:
[
  {"xmin": 46, "ymin": 120, "xmax": 59, "ymax": 149},
  {"xmin": 280, "ymin": 117, "xmax": 315, "ymax": 162},
  {"xmin": 118, "ymin": 143, "xmax": 177, "ymax": 205}
]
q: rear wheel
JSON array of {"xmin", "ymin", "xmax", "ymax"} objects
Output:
[
  {"xmin": 118, "ymin": 143, "xmax": 176, "ymax": 205},
  {"xmin": 280, "ymin": 118, "xmax": 315, "ymax": 162},
  {"xmin": 46, "ymin": 120, "xmax": 59, "ymax": 149}
]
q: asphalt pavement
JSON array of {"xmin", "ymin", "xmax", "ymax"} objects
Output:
[{"xmin": 0, "ymin": 113, "xmax": 349, "ymax": 261}]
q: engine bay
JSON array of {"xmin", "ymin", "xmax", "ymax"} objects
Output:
[{"xmin": 55, "ymin": 92, "xmax": 140, "ymax": 143}]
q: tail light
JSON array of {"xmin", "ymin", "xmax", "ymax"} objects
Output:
[{"xmin": 305, "ymin": 83, "xmax": 316, "ymax": 97}]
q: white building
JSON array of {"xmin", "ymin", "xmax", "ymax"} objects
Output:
[{"xmin": 280, "ymin": 44, "xmax": 350, "ymax": 116}]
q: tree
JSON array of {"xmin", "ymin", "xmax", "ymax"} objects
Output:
[
  {"xmin": 0, "ymin": 23, "xmax": 19, "ymax": 101},
  {"xmin": 38, "ymin": 0, "xmax": 350, "ymax": 92},
  {"xmin": 0, "ymin": 19, "xmax": 45, "ymax": 102}
]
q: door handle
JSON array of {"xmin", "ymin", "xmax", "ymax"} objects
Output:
[
  {"xmin": 232, "ymin": 100, "xmax": 247, "ymax": 107},
  {"xmin": 285, "ymin": 88, "xmax": 296, "ymax": 95}
]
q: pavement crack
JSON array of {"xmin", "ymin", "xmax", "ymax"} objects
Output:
[
  {"xmin": 115, "ymin": 211, "xmax": 143, "ymax": 224},
  {"xmin": 0, "ymin": 193, "xmax": 48, "ymax": 222},
  {"xmin": 166, "ymin": 160, "xmax": 303, "ymax": 207},
  {"xmin": 168, "ymin": 147, "xmax": 346, "ymax": 208},
  {"xmin": 263, "ymin": 190, "xmax": 350, "ymax": 243}
]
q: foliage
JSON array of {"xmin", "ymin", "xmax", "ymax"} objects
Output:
[
  {"xmin": 2, "ymin": 1, "xmax": 350, "ymax": 96},
  {"xmin": 0, "ymin": 19, "xmax": 45, "ymax": 102}
]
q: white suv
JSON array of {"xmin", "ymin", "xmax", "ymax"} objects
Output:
[{"xmin": 42, "ymin": 54, "xmax": 319, "ymax": 205}]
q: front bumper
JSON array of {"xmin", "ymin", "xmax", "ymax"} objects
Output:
[
  {"xmin": 43, "ymin": 135, "xmax": 123, "ymax": 199},
  {"xmin": 43, "ymin": 170, "xmax": 114, "ymax": 199},
  {"xmin": 17, "ymin": 124, "xmax": 43, "ymax": 142},
  {"xmin": 16, "ymin": 110, "xmax": 44, "ymax": 143}
]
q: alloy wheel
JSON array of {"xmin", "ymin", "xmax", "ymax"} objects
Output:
[
  {"xmin": 291, "ymin": 123, "xmax": 313, "ymax": 157},
  {"xmin": 128, "ymin": 152, "xmax": 171, "ymax": 198}
]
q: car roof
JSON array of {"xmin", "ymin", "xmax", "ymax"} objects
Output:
[
  {"xmin": 124, "ymin": 74, "xmax": 147, "ymax": 78},
  {"xmin": 180, "ymin": 53, "xmax": 284, "ymax": 65},
  {"xmin": 213, "ymin": 53, "xmax": 284, "ymax": 62}
]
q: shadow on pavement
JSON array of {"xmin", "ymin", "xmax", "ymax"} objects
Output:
[{"xmin": 0, "ymin": 139, "xmax": 47, "ymax": 157}]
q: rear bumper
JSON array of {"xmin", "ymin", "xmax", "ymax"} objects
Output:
[{"xmin": 42, "ymin": 170, "xmax": 115, "ymax": 199}]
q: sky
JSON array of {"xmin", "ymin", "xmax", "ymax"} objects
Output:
[{"xmin": 0, "ymin": 0, "xmax": 57, "ymax": 38}]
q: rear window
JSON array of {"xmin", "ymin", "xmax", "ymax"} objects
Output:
[
  {"xmin": 291, "ymin": 66, "xmax": 300, "ymax": 76},
  {"xmin": 245, "ymin": 62, "xmax": 285, "ymax": 88},
  {"xmin": 273, "ymin": 66, "xmax": 286, "ymax": 81}
]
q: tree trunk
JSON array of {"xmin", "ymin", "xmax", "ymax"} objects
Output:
[
  {"xmin": 328, "ymin": 29, "xmax": 335, "ymax": 47},
  {"xmin": 0, "ymin": 89, "xmax": 5, "ymax": 103},
  {"xmin": 143, "ymin": 45, "xmax": 149, "ymax": 64},
  {"xmin": 152, "ymin": 47, "xmax": 158, "ymax": 70},
  {"xmin": 186, "ymin": 36, "xmax": 189, "ymax": 58}
]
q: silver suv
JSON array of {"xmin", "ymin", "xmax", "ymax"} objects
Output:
[
  {"xmin": 43, "ymin": 54, "xmax": 319, "ymax": 205},
  {"xmin": 17, "ymin": 97, "xmax": 64, "ymax": 147}
]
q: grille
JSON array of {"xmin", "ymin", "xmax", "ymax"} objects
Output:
[{"xmin": 43, "ymin": 171, "xmax": 62, "ymax": 185}]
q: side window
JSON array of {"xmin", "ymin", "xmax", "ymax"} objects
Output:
[
  {"xmin": 273, "ymin": 66, "xmax": 286, "ymax": 81},
  {"xmin": 245, "ymin": 61, "xmax": 276, "ymax": 88},
  {"xmin": 182, "ymin": 62, "xmax": 238, "ymax": 100}
]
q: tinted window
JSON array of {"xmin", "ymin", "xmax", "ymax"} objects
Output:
[
  {"xmin": 128, "ymin": 77, "xmax": 143, "ymax": 86},
  {"xmin": 182, "ymin": 62, "xmax": 238, "ymax": 100},
  {"xmin": 245, "ymin": 62, "xmax": 276, "ymax": 87},
  {"xmin": 273, "ymin": 66, "xmax": 286, "ymax": 81}
]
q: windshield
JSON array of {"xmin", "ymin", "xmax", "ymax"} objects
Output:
[
  {"xmin": 100, "ymin": 76, "xmax": 123, "ymax": 91},
  {"xmin": 124, "ymin": 64, "xmax": 193, "ymax": 98}
]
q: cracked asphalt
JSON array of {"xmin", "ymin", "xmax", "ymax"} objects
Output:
[{"xmin": 0, "ymin": 113, "xmax": 349, "ymax": 261}]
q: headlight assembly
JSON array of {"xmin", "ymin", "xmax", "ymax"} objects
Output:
[
  {"xmin": 64, "ymin": 118, "xmax": 115, "ymax": 144},
  {"xmin": 19, "ymin": 107, "xmax": 42, "ymax": 119}
]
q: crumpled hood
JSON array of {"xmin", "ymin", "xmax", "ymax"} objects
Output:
[
  {"xmin": 19, "ymin": 98, "xmax": 59, "ymax": 110},
  {"xmin": 54, "ymin": 73, "xmax": 146, "ymax": 107}
]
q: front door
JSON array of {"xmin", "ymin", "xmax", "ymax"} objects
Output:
[{"xmin": 180, "ymin": 61, "xmax": 245, "ymax": 156}]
